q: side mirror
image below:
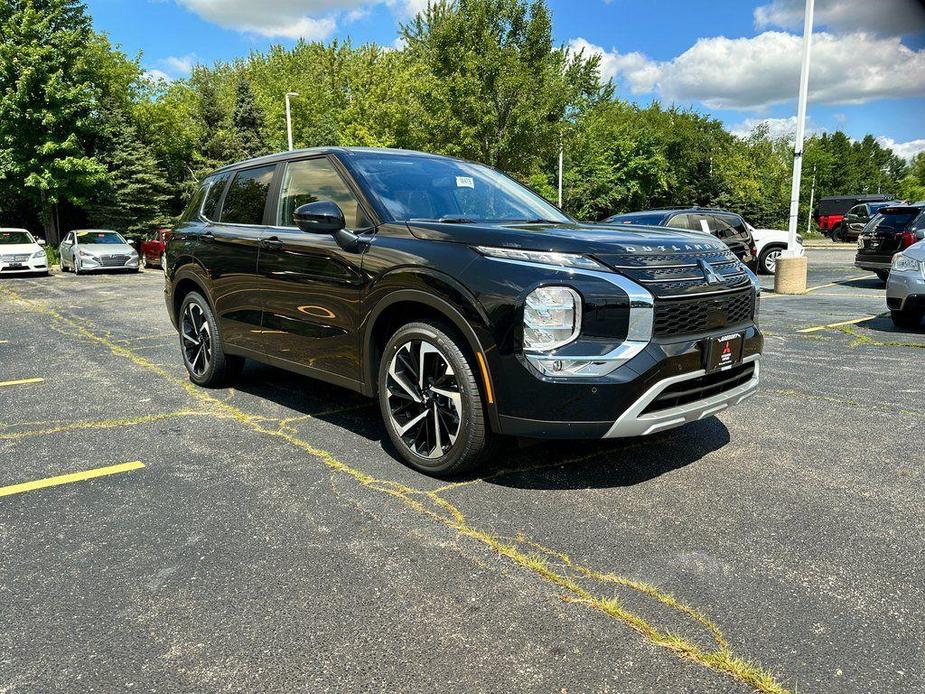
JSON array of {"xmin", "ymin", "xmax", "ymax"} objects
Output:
[
  {"xmin": 37, "ymin": 239, "xmax": 46, "ymax": 246},
  {"xmin": 916, "ymin": 229, "xmax": 925, "ymax": 241},
  {"xmin": 294, "ymin": 201, "xmax": 346, "ymax": 234}
]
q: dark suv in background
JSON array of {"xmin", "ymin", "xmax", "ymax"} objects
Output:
[
  {"xmin": 604, "ymin": 207, "xmax": 758, "ymax": 271},
  {"xmin": 855, "ymin": 204, "xmax": 925, "ymax": 281},
  {"xmin": 165, "ymin": 148, "xmax": 762, "ymax": 475}
]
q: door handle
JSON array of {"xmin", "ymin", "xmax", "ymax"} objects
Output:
[{"xmin": 261, "ymin": 236, "xmax": 284, "ymax": 250}]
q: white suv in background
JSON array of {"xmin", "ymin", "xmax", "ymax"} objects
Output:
[
  {"xmin": 746, "ymin": 223, "xmax": 805, "ymax": 275},
  {"xmin": 0, "ymin": 228, "xmax": 49, "ymax": 276}
]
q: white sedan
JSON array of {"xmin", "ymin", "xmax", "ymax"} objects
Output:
[
  {"xmin": 746, "ymin": 223, "xmax": 805, "ymax": 275},
  {"xmin": 0, "ymin": 228, "xmax": 49, "ymax": 276}
]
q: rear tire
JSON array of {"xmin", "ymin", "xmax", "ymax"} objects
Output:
[
  {"xmin": 179, "ymin": 291, "xmax": 244, "ymax": 387},
  {"xmin": 831, "ymin": 224, "xmax": 844, "ymax": 242},
  {"xmin": 378, "ymin": 321, "xmax": 494, "ymax": 476},
  {"xmin": 891, "ymin": 309, "xmax": 923, "ymax": 329}
]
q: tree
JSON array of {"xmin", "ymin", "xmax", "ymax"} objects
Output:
[
  {"xmin": 87, "ymin": 109, "xmax": 170, "ymax": 235},
  {"xmin": 0, "ymin": 0, "xmax": 107, "ymax": 243},
  {"xmin": 231, "ymin": 76, "xmax": 269, "ymax": 160}
]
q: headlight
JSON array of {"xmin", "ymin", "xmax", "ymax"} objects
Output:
[
  {"xmin": 523, "ymin": 286, "xmax": 581, "ymax": 351},
  {"xmin": 30, "ymin": 250, "xmax": 46, "ymax": 260},
  {"xmin": 475, "ymin": 246, "xmax": 607, "ymax": 272},
  {"xmin": 892, "ymin": 253, "xmax": 923, "ymax": 274},
  {"xmin": 78, "ymin": 249, "xmax": 96, "ymax": 258}
]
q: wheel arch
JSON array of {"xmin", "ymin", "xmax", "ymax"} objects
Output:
[
  {"xmin": 169, "ymin": 261, "xmax": 212, "ymax": 328},
  {"xmin": 362, "ymin": 281, "xmax": 500, "ymax": 432}
]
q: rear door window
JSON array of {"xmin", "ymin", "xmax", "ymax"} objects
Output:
[
  {"xmin": 202, "ymin": 173, "xmax": 232, "ymax": 221},
  {"xmin": 220, "ymin": 165, "xmax": 277, "ymax": 226}
]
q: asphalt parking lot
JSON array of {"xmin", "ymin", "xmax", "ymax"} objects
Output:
[{"xmin": 1, "ymin": 248, "xmax": 923, "ymax": 694}]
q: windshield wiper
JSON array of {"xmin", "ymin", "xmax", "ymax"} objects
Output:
[{"xmin": 409, "ymin": 216, "xmax": 477, "ymax": 224}]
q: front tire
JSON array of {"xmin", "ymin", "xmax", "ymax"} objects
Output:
[
  {"xmin": 891, "ymin": 308, "xmax": 923, "ymax": 329},
  {"xmin": 378, "ymin": 321, "xmax": 493, "ymax": 476},
  {"xmin": 876, "ymin": 270, "xmax": 890, "ymax": 283},
  {"xmin": 831, "ymin": 224, "xmax": 844, "ymax": 242},
  {"xmin": 758, "ymin": 245, "xmax": 782, "ymax": 275},
  {"xmin": 179, "ymin": 291, "xmax": 244, "ymax": 387}
]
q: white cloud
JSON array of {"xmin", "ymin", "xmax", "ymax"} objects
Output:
[
  {"xmin": 755, "ymin": 0, "xmax": 925, "ymax": 37},
  {"xmin": 571, "ymin": 31, "xmax": 925, "ymax": 110},
  {"xmin": 175, "ymin": 0, "xmax": 348, "ymax": 39},
  {"xmin": 730, "ymin": 116, "xmax": 825, "ymax": 140},
  {"xmin": 163, "ymin": 54, "xmax": 198, "ymax": 76},
  {"xmin": 876, "ymin": 136, "xmax": 925, "ymax": 161},
  {"xmin": 143, "ymin": 69, "xmax": 173, "ymax": 83}
]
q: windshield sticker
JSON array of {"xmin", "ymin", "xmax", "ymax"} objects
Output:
[
  {"xmin": 456, "ymin": 176, "xmax": 475, "ymax": 189},
  {"xmin": 699, "ymin": 219, "xmax": 711, "ymax": 233}
]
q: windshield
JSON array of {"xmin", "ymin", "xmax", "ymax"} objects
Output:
[
  {"xmin": 0, "ymin": 231, "xmax": 34, "ymax": 245},
  {"xmin": 349, "ymin": 152, "xmax": 571, "ymax": 225},
  {"xmin": 76, "ymin": 231, "xmax": 126, "ymax": 245}
]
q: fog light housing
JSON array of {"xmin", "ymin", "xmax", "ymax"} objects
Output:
[{"xmin": 523, "ymin": 286, "xmax": 581, "ymax": 352}]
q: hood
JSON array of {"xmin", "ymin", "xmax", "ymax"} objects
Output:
[
  {"xmin": 902, "ymin": 239, "xmax": 925, "ymax": 261},
  {"xmin": 77, "ymin": 243, "xmax": 135, "ymax": 254},
  {"xmin": 0, "ymin": 243, "xmax": 43, "ymax": 255},
  {"xmin": 408, "ymin": 220, "xmax": 754, "ymax": 298}
]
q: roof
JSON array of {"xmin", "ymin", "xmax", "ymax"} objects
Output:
[
  {"xmin": 0, "ymin": 228, "xmax": 30, "ymax": 233},
  {"xmin": 212, "ymin": 147, "xmax": 464, "ymax": 175},
  {"xmin": 623, "ymin": 206, "xmax": 741, "ymax": 215},
  {"xmin": 818, "ymin": 194, "xmax": 893, "ymax": 202}
]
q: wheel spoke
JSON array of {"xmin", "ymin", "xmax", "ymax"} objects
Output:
[{"xmin": 396, "ymin": 409, "xmax": 429, "ymax": 436}]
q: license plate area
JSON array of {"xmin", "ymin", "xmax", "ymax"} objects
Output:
[{"xmin": 705, "ymin": 333, "xmax": 743, "ymax": 373}]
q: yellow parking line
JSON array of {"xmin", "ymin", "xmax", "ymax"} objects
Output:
[
  {"xmin": 0, "ymin": 377, "xmax": 44, "ymax": 388},
  {"xmin": 798, "ymin": 316, "xmax": 878, "ymax": 333},
  {"xmin": 0, "ymin": 461, "xmax": 144, "ymax": 498},
  {"xmin": 805, "ymin": 275, "xmax": 870, "ymax": 293}
]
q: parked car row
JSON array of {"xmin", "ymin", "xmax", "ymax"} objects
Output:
[
  {"xmin": 814, "ymin": 194, "xmax": 894, "ymax": 241},
  {"xmin": 854, "ymin": 204, "xmax": 925, "ymax": 282},
  {"xmin": 1, "ymin": 226, "xmax": 173, "ymax": 278}
]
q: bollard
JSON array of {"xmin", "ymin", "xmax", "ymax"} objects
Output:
[{"xmin": 774, "ymin": 255, "xmax": 808, "ymax": 295}]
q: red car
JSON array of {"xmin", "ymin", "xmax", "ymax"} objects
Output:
[
  {"xmin": 140, "ymin": 228, "xmax": 172, "ymax": 269},
  {"xmin": 814, "ymin": 194, "xmax": 892, "ymax": 239}
]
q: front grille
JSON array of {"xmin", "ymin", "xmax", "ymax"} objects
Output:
[
  {"xmin": 642, "ymin": 363, "xmax": 756, "ymax": 415},
  {"xmin": 654, "ymin": 290, "xmax": 755, "ymax": 337},
  {"xmin": 100, "ymin": 254, "xmax": 129, "ymax": 267},
  {"xmin": 2, "ymin": 254, "xmax": 30, "ymax": 263}
]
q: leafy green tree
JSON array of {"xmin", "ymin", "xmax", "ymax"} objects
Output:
[{"xmin": 0, "ymin": 0, "xmax": 107, "ymax": 243}]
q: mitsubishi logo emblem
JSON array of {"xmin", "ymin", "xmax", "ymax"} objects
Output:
[{"xmin": 698, "ymin": 259, "xmax": 724, "ymax": 285}]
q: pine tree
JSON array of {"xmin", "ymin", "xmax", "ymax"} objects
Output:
[
  {"xmin": 88, "ymin": 109, "xmax": 170, "ymax": 236},
  {"xmin": 231, "ymin": 76, "xmax": 269, "ymax": 160},
  {"xmin": 0, "ymin": 0, "xmax": 108, "ymax": 244}
]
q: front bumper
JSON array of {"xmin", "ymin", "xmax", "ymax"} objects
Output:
[
  {"xmin": 496, "ymin": 325, "xmax": 763, "ymax": 439},
  {"xmin": 855, "ymin": 257, "xmax": 892, "ymax": 272},
  {"xmin": 0, "ymin": 256, "xmax": 48, "ymax": 274},
  {"xmin": 886, "ymin": 269, "xmax": 925, "ymax": 310},
  {"xmin": 78, "ymin": 256, "xmax": 140, "ymax": 271}
]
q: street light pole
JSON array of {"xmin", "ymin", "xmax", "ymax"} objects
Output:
[
  {"xmin": 285, "ymin": 92, "xmax": 299, "ymax": 152},
  {"xmin": 806, "ymin": 164, "xmax": 816, "ymax": 237},
  {"xmin": 775, "ymin": 0, "xmax": 814, "ymax": 294}
]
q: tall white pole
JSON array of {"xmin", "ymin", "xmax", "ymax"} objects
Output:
[
  {"xmin": 285, "ymin": 92, "xmax": 299, "ymax": 152},
  {"xmin": 786, "ymin": 0, "xmax": 814, "ymax": 255},
  {"xmin": 806, "ymin": 164, "xmax": 816, "ymax": 236},
  {"xmin": 557, "ymin": 138, "xmax": 564, "ymax": 209}
]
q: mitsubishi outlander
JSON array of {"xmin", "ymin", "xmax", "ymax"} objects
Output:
[{"xmin": 165, "ymin": 148, "xmax": 762, "ymax": 475}]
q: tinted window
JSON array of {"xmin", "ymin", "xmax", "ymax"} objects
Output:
[
  {"xmin": 910, "ymin": 211, "xmax": 925, "ymax": 231},
  {"xmin": 76, "ymin": 231, "xmax": 126, "ymax": 245},
  {"xmin": 350, "ymin": 152, "xmax": 571, "ymax": 225},
  {"xmin": 181, "ymin": 182, "xmax": 209, "ymax": 222},
  {"xmin": 608, "ymin": 212, "xmax": 670, "ymax": 225},
  {"xmin": 202, "ymin": 173, "xmax": 231, "ymax": 221},
  {"xmin": 0, "ymin": 231, "xmax": 34, "ymax": 244},
  {"xmin": 873, "ymin": 210, "xmax": 920, "ymax": 231},
  {"xmin": 220, "ymin": 166, "xmax": 276, "ymax": 225},
  {"xmin": 277, "ymin": 158, "xmax": 369, "ymax": 229},
  {"xmin": 712, "ymin": 213, "xmax": 748, "ymax": 236}
]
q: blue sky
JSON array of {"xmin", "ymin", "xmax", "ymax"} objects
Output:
[{"xmin": 86, "ymin": 0, "xmax": 925, "ymax": 158}]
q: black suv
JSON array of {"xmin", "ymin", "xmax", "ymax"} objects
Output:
[
  {"xmin": 855, "ymin": 205, "xmax": 925, "ymax": 281},
  {"xmin": 604, "ymin": 207, "xmax": 758, "ymax": 271},
  {"xmin": 165, "ymin": 148, "xmax": 762, "ymax": 475}
]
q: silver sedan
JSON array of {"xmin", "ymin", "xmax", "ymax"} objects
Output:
[
  {"xmin": 59, "ymin": 230, "xmax": 140, "ymax": 274},
  {"xmin": 886, "ymin": 238, "xmax": 925, "ymax": 329}
]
